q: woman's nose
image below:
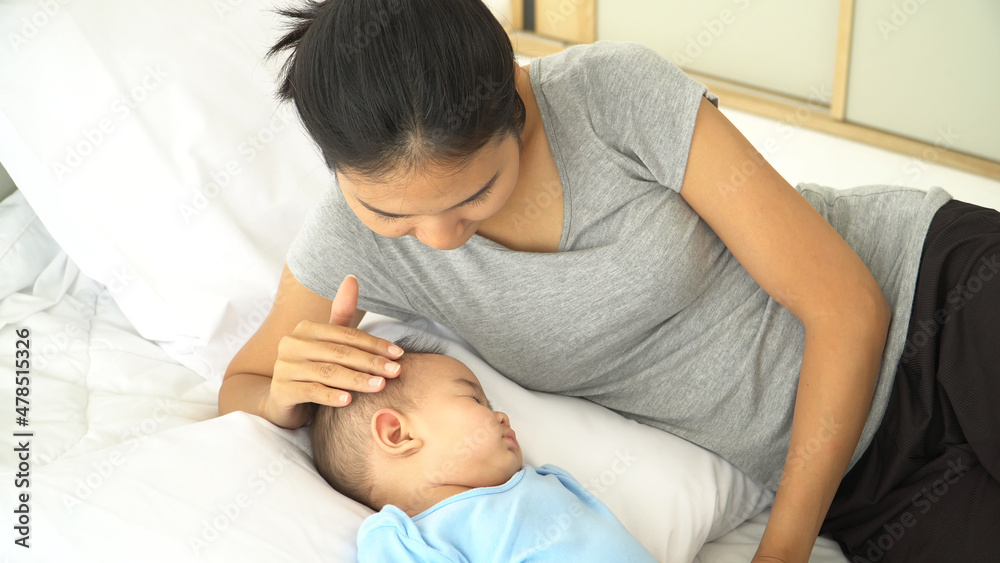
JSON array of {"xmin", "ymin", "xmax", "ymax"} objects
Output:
[{"xmin": 414, "ymin": 215, "xmax": 465, "ymax": 249}]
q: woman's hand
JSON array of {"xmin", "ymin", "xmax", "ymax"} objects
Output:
[{"xmin": 259, "ymin": 275, "xmax": 404, "ymax": 429}]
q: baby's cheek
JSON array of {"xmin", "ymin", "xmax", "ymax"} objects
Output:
[{"xmin": 441, "ymin": 429, "xmax": 481, "ymax": 466}]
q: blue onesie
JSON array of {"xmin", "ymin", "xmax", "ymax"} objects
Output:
[{"xmin": 356, "ymin": 464, "xmax": 658, "ymax": 562}]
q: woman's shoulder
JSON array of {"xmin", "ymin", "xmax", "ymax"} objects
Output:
[
  {"xmin": 535, "ymin": 40, "xmax": 687, "ymax": 86},
  {"xmin": 533, "ymin": 40, "xmax": 712, "ymax": 126},
  {"xmin": 538, "ymin": 40, "xmax": 669, "ymax": 69}
]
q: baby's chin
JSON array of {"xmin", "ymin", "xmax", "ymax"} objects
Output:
[
  {"xmin": 468, "ymin": 460, "xmax": 525, "ymax": 488},
  {"xmin": 497, "ymin": 458, "xmax": 526, "ymax": 484}
]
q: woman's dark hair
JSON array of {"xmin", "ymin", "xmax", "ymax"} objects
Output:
[{"xmin": 268, "ymin": 0, "xmax": 526, "ymax": 184}]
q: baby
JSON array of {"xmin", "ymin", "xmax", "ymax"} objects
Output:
[{"xmin": 309, "ymin": 333, "xmax": 658, "ymax": 562}]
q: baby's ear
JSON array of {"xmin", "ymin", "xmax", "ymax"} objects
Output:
[{"xmin": 371, "ymin": 408, "xmax": 422, "ymax": 457}]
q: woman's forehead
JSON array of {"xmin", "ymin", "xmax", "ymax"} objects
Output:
[
  {"xmin": 341, "ymin": 136, "xmax": 512, "ymax": 201},
  {"xmin": 355, "ymin": 168, "xmax": 474, "ymax": 205}
]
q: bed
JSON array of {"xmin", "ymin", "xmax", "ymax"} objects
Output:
[{"xmin": 3, "ymin": 2, "xmax": 999, "ymax": 562}]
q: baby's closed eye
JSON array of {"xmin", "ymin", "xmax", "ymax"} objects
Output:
[{"xmin": 466, "ymin": 395, "xmax": 488, "ymax": 407}]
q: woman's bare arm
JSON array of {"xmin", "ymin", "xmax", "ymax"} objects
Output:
[{"xmin": 679, "ymin": 98, "xmax": 891, "ymax": 562}]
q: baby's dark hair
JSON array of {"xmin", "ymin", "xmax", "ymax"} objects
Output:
[
  {"xmin": 266, "ymin": 0, "xmax": 525, "ymax": 183},
  {"xmin": 309, "ymin": 332, "xmax": 448, "ymax": 509}
]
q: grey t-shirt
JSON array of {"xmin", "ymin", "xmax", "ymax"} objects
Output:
[{"xmin": 287, "ymin": 40, "xmax": 952, "ymax": 491}]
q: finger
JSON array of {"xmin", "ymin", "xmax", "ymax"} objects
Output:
[
  {"xmin": 275, "ymin": 351, "xmax": 396, "ymax": 404},
  {"xmin": 293, "ymin": 380, "xmax": 354, "ymax": 408},
  {"xmin": 329, "ymin": 274, "xmax": 359, "ymax": 326},
  {"xmin": 290, "ymin": 323, "xmax": 405, "ymax": 368},
  {"xmin": 294, "ymin": 360, "xmax": 392, "ymax": 396},
  {"xmin": 272, "ymin": 363, "xmax": 359, "ymax": 408},
  {"xmin": 313, "ymin": 340, "xmax": 402, "ymax": 380}
]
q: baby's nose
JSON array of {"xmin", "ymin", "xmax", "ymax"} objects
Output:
[{"xmin": 495, "ymin": 411, "xmax": 511, "ymax": 426}]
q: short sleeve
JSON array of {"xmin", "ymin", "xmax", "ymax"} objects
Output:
[
  {"xmin": 584, "ymin": 41, "xmax": 718, "ymax": 193},
  {"xmin": 286, "ymin": 180, "xmax": 416, "ymax": 321},
  {"xmin": 357, "ymin": 506, "xmax": 467, "ymax": 563}
]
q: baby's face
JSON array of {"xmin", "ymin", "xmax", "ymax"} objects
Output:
[{"xmin": 405, "ymin": 354, "xmax": 523, "ymax": 489}]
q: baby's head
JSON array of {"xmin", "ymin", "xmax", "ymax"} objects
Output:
[{"xmin": 310, "ymin": 333, "xmax": 522, "ymax": 514}]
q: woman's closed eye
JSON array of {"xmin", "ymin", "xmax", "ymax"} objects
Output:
[
  {"xmin": 464, "ymin": 189, "xmax": 492, "ymax": 208},
  {"xmin": 372, "ymin": 211, "xmax": 404, "ymax": 224},
  {"xmin": 371, "ymin": 187, "xmax": 493, "ymax": 223}
]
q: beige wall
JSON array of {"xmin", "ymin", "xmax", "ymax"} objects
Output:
[
  {"xmin": 593, "ymin": 0, "xmax": 999, "ymax": 163},
  {"xmin": 847, "ymin": 0, "xmax": 1000, "ymax": 161},
  {"xmin": 484, "ymin": 0, "xmax": 515, "ymax": 30},
  {"xmin": 597, "ymin": 0, "xmax": 841, "ymax": 104}
]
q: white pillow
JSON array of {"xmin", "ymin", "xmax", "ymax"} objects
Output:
[
  {"xmin": 32, "ymin": 314, "xmax": 772, "ymax": 563},
  {"xmin": 0, "ymin": 0, "xmax": 329, "ymax": 383}
]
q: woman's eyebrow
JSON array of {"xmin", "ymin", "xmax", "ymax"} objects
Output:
[
  {"xmin": 453, "ymin": 377, "xmax": 493, "ymax": 410},
  {"xmin": 356, "ymin": 168, "xmax": 502, "ymax": 218}
]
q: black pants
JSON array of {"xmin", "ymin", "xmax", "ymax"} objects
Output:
[{"xmin": 819, "ymin": 199, "xmax": 1000, "ymax": 562}]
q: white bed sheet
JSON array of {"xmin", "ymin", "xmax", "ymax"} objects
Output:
[{"xmin": 0, "ymin": 190, "xmax": 849, "ymax": 562}]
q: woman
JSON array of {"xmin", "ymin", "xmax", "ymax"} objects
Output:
[{"xmin": 218, "ymin": 1, "xmax": 1000, "ymax": 560}]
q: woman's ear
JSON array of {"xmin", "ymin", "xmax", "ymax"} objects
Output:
[{"xmin": 371, "ymin": 408, "xmax": 422, "ymax": 457}]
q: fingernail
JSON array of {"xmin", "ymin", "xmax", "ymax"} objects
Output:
[
  {"xmin": 385, "ymin": 362, "xmax": 400, "ymax": 375},
  {"xmin": 389, "ymin": 345, "xmax": 404, "ymax": 357},
  {"xmin": 340, "ymin": 393, "xmax": 349, "ymax": 403},
  {"xmin": 368, "ymin": 377, "xmax": 383, "ymax": 388}
]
